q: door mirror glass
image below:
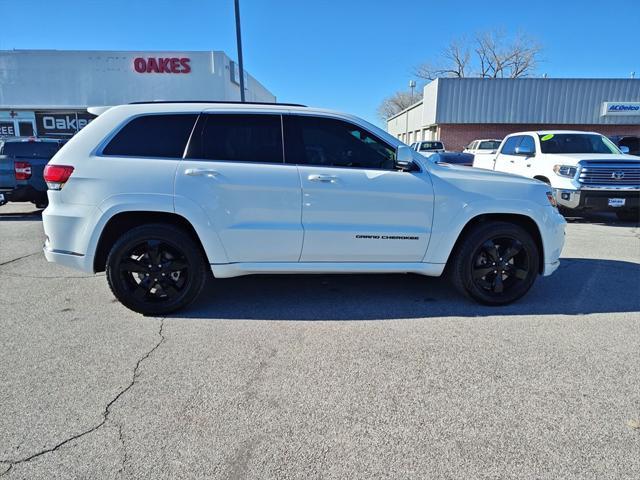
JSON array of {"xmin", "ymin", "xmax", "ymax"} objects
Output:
[
  {"xmin": 396, "ymin": 145, "xmax": 414, "ymax": 169},
  {"xmin": 620, "ymin": 145, "xmax": 630, "ymax": 154}
]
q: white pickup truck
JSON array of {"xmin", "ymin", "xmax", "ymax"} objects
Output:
[{"xmin": 481, "ymin": 130, "xmax": 640, "ymax": 221}]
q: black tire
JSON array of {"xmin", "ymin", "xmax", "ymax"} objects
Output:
[
  {"xmin": 106, "ymin": 224, "xmax": 208, "ymax": 315},
  {"xmin": 449, "ymin": 221, "xmax": 540, "ymax": 306},
  {"xmin": 615, "ymin": 210, "xmax": 639, "ymax": 223}
]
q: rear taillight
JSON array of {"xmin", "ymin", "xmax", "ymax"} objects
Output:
[
  {"xmin": 43, "ymin": 165, "xmax": 74, "ymax": 190},
  {"xmin": 15, "ymin": 161, "xmax": 32, "ymax": 180}
]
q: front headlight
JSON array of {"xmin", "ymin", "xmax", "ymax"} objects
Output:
[{"xmin": 553, "ymin": 165, "xmax": 577, "ymax": 177}]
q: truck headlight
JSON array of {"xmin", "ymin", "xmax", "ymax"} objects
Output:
[{"xmin": 553, "ymin": 165, "xmax": 577, "ymax": 177}]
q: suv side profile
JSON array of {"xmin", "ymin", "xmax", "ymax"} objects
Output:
[{"xmin": 43, "ymin": 102, "xmax": 565, "ymax": 315}]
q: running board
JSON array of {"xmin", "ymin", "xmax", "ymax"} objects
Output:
[{"xmin": 210, "ymin": 262, "xmax": 445, "ymax": 278}]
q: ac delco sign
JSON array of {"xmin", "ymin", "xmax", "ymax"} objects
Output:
[{"xmin": 133, "ymin": 57, "xmax": 191, "ymax": 74}]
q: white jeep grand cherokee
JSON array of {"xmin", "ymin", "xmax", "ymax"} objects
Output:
[{"xmin": 43, "ymin": 102, "xmax": 565, "ymax": 315}]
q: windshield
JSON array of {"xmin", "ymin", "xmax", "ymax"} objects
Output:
[
  {"xmin": 478, "ymin": 140, "xmax": 501, "ymax": 150},
  {"xmin": 1, "ymin": 141, "xmax": 60, "ymax": 158},
  {"xmin": 538, "ymin": 133, "xmax": 620, "ymax": 154},
  {"xmin": 420, "ymin": 141, "xmax": 443, "ymax": 151}
]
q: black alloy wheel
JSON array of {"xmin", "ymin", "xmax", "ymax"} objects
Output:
[
  {"xmin": 449, "ymin": 221, "xmax": 540, "ymax": 305},
  {"xmin": 106, "ymin": 224, "xmax": 207, "ymax": 315}
]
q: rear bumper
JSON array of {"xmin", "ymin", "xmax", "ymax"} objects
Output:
[
  {"xmin": 555, "ymin": 188, "xmax": 640, "ymax": 211},
  {"xmin": 43, "ymin": 243, "xmax": 94, "ymax": 273}
]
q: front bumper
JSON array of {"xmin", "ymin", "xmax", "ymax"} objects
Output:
[{"xmin": 554, "ymin": 188, "xmax": 640, "ymax": 211}]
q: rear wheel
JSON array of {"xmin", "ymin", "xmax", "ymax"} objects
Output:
[
  {"xmin": 449, "ymin": 221, "xmax": 540, "ymax": 305},
  {"xmin": 106, "ymin": 224, "xmax": 208, "ymax": 315}
]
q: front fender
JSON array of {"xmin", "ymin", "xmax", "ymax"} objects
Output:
[{"xmin": 423, "ymin": 199, "xmax": 555, "ymax": 265}]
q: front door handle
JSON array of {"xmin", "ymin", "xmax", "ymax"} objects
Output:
[
  {"xmin": 185, "ymin": 168, "xmax": 219, "ymax": 178},
  {"xmin": 308, "ymin": 174, "xmax": 337, "ymax": 183}
]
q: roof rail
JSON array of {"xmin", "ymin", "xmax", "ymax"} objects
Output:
[{"xmin": 128, "ymin": 100, "xmax": 307, "ymax": 107}]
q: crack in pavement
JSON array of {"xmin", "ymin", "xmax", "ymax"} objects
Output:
[
  {"xmin": 116, "ymin": 422, "xmax": 129, "ymax": 477},
  {"xmin": 0, "ymin": 252, "xmax": 40, "ymax": 268},
  {"xmin": 0, "ymin": 318, "xmax": 166, "ymax": 477}
]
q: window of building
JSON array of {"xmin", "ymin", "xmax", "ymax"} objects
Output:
[{"xmin": 102, "ymin": 114, "xmax": 198, "ymax": 158}]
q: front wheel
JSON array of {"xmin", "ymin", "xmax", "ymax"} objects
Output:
[
  {"xmin": 449, "ymin": 221, "xmax": 540, "ymax": 305},
  {"xmin": 106, "ymin": 224, "xmax": 208, "ymax": 315}
]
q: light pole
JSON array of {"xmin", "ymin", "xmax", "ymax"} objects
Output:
[{"xmin": 234, "ymin": 0, "xmax": 246, "ymax": 102}]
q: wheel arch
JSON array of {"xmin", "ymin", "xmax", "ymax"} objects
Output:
[
  {"xmin": 446, "ymin": 213, "xmax": 545, "ymax": 274},
  {"xmin": 93, "ymin": 211, "xmax": 207, "ymax": 273},
  {"xmin": 533, "ymin": 175, "xmax": 551, "ymax": 184}
]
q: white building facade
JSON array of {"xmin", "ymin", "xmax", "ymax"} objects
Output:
[{"xmin": 0, "ymin": 49, "xmax": 275, "ymax": 138}]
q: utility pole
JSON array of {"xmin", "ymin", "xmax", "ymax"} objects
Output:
[{"xmin": 234, "ymin": 0, "xmax": 246, "ymax": 102}]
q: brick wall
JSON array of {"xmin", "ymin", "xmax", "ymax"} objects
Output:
[{"xmin": 439, "ymin": 124, "xmax": 640, "ymax": 152}]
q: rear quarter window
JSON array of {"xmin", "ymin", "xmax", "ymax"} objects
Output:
[{"xmin": 102, "ymin": 114, "xmax": 198, "ymax": 158}]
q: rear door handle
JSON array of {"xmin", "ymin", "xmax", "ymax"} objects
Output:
[
  {"xmin": 185, "ymin": 168, "xmax": 219, "ymax": 178},
  {"xmin": 308, "ymin": 174, "xmax": 337, "ymax": 183}
]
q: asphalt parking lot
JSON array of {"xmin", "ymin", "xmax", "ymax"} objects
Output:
[{"xmin": 0, "ymin": 202, "xmax": 639, "ymax": 479}]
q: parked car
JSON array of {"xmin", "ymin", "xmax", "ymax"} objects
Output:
[
  {"xmin": 491, "ymin": 131, "xmax": 640, "ymax": 221},
  {"xmin": 0, "ymin": 137, "xmax": 65, "ymax": 208},
  {"xmin": 430, "ymin": 152, "xmax": 475, "ymax": 166},
  {"xmin": 464, "ymin": 139, "xmax": 502, "ymax": 155},
  {"xmin": 409, "ymin": 140, "xmax": 445, "ymax": 156},
  {"xmin": 43, "ymin": 101, "xmax": 565, "ymax": 314},
  {"xmin": 608, "ymin": 135, "xmax": 640, "ymax": 157}
]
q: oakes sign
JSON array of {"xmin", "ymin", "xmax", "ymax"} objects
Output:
[
  {"xmin": 35, "ymin": 112, "xmax": 95, "ymax": 136},
  {"xmin": 133, "ymin": 57, "xmax": 191, "ymax": 74},
  {"xmin": 602, "ymin": 102, "xmax": 640, "ymax": 116}
]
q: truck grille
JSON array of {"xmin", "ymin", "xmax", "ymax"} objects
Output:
[{"xmin": 578, "ymin": 161, "xmax": 640, "ymax": 186}]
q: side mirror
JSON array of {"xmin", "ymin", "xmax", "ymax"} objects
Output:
[
  {"xmin": 515, "ymin": 145, "xmax": 534, "ymax": 156},
  {"xmin": 396, "ymin": 145, "xmax": 415, "ymax": 169},
  {"xmin": 620, "ymin": 145, "xmax": 630, "ymax": 154}
]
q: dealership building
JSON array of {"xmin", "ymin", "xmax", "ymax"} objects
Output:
[
  {"xmin": 387, "ymin": 78, "xmax": 640, "ymax": 151},
  {"xmin": 0, "ymin": 49, "xmax": 275, "ymax": 138}
]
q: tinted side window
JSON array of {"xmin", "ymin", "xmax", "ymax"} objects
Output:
[
  {"xmin": 284, "ymin": 116, "xmax": 395, "ymax": 169},
  {"xmin": 519, "ymin": 136, "xmax": 536, "ymax": 153},
  {"xmin": 187, "ymin": 114, "xmax": 283, "ymax": 163},
  {"xmin": 501, "ymin": 136, "xmax": 522, "ymax": 155},
  {"xmin": 103, "ymin": 114, "xmax": 198, "ymax": 158}
]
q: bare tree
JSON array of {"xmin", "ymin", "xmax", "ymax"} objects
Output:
[
  {"xmin": 376, "ymin": 90, "xmax": 420, "ymax": 121},
  {"xmin": 415, "ymin": 30, "xmax": 541, "ymax": 81},
  {"xmin": 415, "ymin": 40, "xmax": 471, "ymax": 80}
]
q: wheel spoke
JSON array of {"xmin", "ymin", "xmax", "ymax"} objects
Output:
[
  {"xmin": 492, "ymin": 273, "xmax": 504, "ymax": 293},
  {"xmin": 146, "ymin": 240, "xmax": 162, "ymax": 265},
  {"xmin": 503, "ymin": 240, "xmax": 523, "ymax": 261},
  {"xmin": 473, "ymin": 265, "xmax": 495, "ymax": 279},
  {"xmin": 512, "ymin": 267, "xmax": 528, "ymax": 280},
  {"xmin": 119, "ymin": 258, "xmax": 149, "ymax": 273},
  {"xmin": 168, "ymin": 259, "xmax": 188, "ymax": 271},
  {"xmin": 132, "ymin": 277, "xmax": 152, "ymax": 300},
  {"xmin": 481, "ymin": 240, "xmax": 499, "ymax": 261}
]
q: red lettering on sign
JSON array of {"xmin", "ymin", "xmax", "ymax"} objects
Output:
[
  {"xmin": 169, "ymin": 58, "xmax": 180, "ymax": 73},
  {"xmin": 133, "ymin": 57, "xmax": 191, "ymax": 73},
  {"xmin": 146, "ymin": 58, "xmax": 159, "ymax": 73},
  {"xmin": 158, "ymin": 58, "xmax": 171, "ymax": 73},
  {"xmin": 133, "ymin": 57, "xmax": 147, "ymax": 73}
]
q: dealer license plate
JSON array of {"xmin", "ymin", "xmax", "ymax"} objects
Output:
[{"xmin": 608, "ymin": 198, "xmax": 625, "ymax": 207}]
